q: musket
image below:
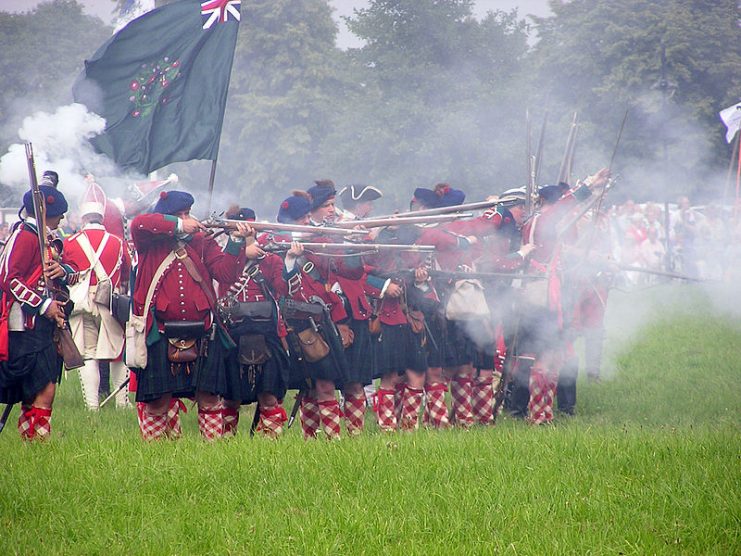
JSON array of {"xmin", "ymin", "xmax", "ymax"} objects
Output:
[
  {"xmin": 332, "ymin": 213, "xmax": 473, "ymax": 229},
  {"xmin": 249, "ymin": 403, "xmax": 260, "ymax": 437},
  {"xmin": 608, "ymin": 109, "xmax": 629, "ymax": 173},
  {"xmin": 25, "ymin": 143, "xmax": 84, "ymax": 370},
  {"xmin": 99, "ymin": 377, "xmax": 130, "ymax": 408},
  {"xmin": 287, "ymin": 387, "xmax": 306, "ymax": 429},
  {"xmin": 374, "ymin": 268, "xmax": 545, "ymax": 282},
  {"xmin": 203, "ymin": 217, "xmax": 366, "ymax": 237},
  {"xmin": 526, "ymin": 109, "xmax": 535, "ymax": 217},
  {"xmin": 566, "ymin": 122, "xmax": 579, "ymax": 184},
  {"xmin": 262, "ymin": 242, "xmax": 437, "ymax": 253},
  {"xmin": 0, "ymin": 403, "xmax": 13, "ymax": 434},
  {"xmin": 618, "ymin": 265, "xmax": 705, "ymax": 282},
  {"xmin": 428, "ymin": 270, "xmax": 545, "ymax": 281},
  {"xmin": 280, "ymin": 300, "xmax": 320, "ymax": 429},
  {"xmin": 555, "ymin": 178, "xmax": 615, "ymax": 238},
  {"xmin": 557, "ymin": 112, "xmax": 578, "ymax": 184},
  {"xmin": 583, "ymin": 109, "xmax": 629, "ymax": 260},
  {"xmin": 534, "ymin": 110, "xmax": 548, "ymax": 184},
  {"xmin": 375, "ymin": 199, "xmax": 516, "ymax": 219}
]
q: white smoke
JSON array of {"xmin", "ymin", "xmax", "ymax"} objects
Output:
[{"xmin": 0, "ymin": 103, "xmax": 120, "ymax": 201}]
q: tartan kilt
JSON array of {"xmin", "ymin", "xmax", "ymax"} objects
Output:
[
  {"xmin": 135, "ymin": 332, "xmax": 224, "ymax": 403},
  {"xmin": 473, "ymin": 349, "xmax": 495, "ymax": 371},
  {"xmin": 343, "ymin": 318, "xmax": 374, "ymax": 386},
  {"xmin": 285, "ymin": 319, "xmax": 349, "ymax": 389},
  {"xmin": 0, "ymin": 320, "xmax": 62, "ymax": 404},
  {"xmin": 221, "ymin": 327, "xmax": 290, "ymax": 405},
  {"xmin": 441, "ymin": 319, "xmax": 475, "ymax": 368},
  {"xmin": 373, "ymin": 323, "xmax": 426, "ymax": 377},
  {"xmin": 423, "ymin": 310, "xmax": 445, "ymax": 368}
]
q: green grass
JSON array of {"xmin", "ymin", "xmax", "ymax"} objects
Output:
[{"xmin": 1, "ymin": 285, "xmax": 740, "ymax": 555}]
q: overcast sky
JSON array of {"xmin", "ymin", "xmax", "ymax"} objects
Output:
[{"xmin": 1, "ymin": 0, "xmax": 552, "ymax": 48}]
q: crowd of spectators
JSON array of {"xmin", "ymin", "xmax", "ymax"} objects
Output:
[{"xmin": 607, "ymin": 196, "xmax": 740, "ymax": 284}]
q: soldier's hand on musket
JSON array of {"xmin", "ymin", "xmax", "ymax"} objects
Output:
[
  {"xmin": 287, "ymin": 241, "xmax": 304, "ymax": 257},
  {"xmin": 414, "ymin": 267, "xmax": 429, "ymax": 284},
  {"xmin": 385, "ymin": 281, "xmax": 403, "ymax": 298},
  {"xmin": 518, "ymin": 243, "xmax": 536, "ymax": 258},
  {"xmin": 44, "ymin": 260, "xmax": 65, "ymax": 281},
  {"xmin": 43, "ymin": 299, "xmax": 66, "ymax": 328},
  {"xmin": 366, "ymin": 227, "xmax": 381, "ymax": 241},
  {"xmin": 232, "ymin": 221, "xmax": 254, "ymax": 239},
  {"xmin": 245, "ymin": 241, "xmax": 265, "ymax": 260},
  {"xmin": 587, "ymin": 168, "xmax": 611, "ymax": 188},
  {"xmin": 181, "ymin": 216, "xmax": 204, "ymax": 234},
  {"xmin": 465, "ymin": 235, "xmax": 478, "ymax": 245}
]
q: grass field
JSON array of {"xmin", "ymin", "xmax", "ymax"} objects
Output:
[{"xmin": 1, "ymin": 285, "xmax": 740, "ymax": 555}]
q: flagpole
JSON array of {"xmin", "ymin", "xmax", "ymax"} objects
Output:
[
  {"xmin": 733, "ymin": 130, "xmax": 741, "ymax": 224},
  {"xmin": 723, "ymin": 130, "xmax": 739, "ymax": 206},
  {"xmin": 207, "ymin": 158, "xmax": 218, "ymax": 214}
]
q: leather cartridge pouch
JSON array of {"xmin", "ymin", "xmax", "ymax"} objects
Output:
[
  {"xmin": 238, "ymin": 334, "xmax": 271, "ymax": 366},
  {"xmin": 297, "ymin": 327, "xmax": 330, "ymax": 363},
  {"xmin": 164, "ymin": 321, "xmax": 206, "ymax": 364},
  {"xmin": 368, "ymin": 298, "xmax": 384, "ymax": 336},
  {"xmin": 232, "ymin": 301, "xmax": 275, "ymax": 322},
  {"xmin": 111, "ymin": 293, "xmax": 131, "ymax": 325},
  {"xmin": 279, "ymin": 299, "xmax": 324, "ymax": 321},
  {"xmin": 368, "ymin": 314, "xmax": 381, "ymax": 336},
  {"xmin": 93, "ymin": 278, "xmax": 113, "ymax": 308},
  {"xmin": 407, "ymin": 309, "xmax": 425, "ymax": 335}
]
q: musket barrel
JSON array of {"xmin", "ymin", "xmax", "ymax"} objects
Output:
[
  {"xmin": 25, "ymin": 143, "xmax": 50, "ymax": 296},
  {"xmin": 264, "ymin": 242, "xmax": 436, "ymax": 252},
  {"xmin": 203, "ymin": 219, "xmax": 366, "ymax": 236},
  {"xmin": 375, "ymin": 198, "xmax": 518, "ymax": 219},
  {"xmin": 333, "ymin": 212, "xmax": 473, "ymax": 229}
]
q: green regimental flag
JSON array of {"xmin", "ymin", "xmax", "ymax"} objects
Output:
[{"xmin": 73, "ymin": 0, "xmax": 240, "ymax": 175}]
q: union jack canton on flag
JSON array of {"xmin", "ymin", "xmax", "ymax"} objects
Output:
[{"xmin": 201, "ymin": 0, "xmax": 241, "ymax": 30}]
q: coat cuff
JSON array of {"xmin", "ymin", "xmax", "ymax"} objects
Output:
[
  {"xmin": 366, "ymin": 274, "xmax": 387, "ymax": 290},
  {"xmin": 224, "ymin": 237, "xmax": 244, "ymax": 256}
]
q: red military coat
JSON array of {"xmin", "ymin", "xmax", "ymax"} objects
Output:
[
  {"xmin": 0, "ymin": 219, "xmax": 77, "ymax": 331},
  {"xmin": 131, "ymin": 213, "xmax": 245, "ymax": 333},
  {"xmin": 63, "ymin": 224, "xmax": 131, "ymax": 288},
  {"xmin": 218, "ymin": 252, "xmax": 289, "ymax": 337}
]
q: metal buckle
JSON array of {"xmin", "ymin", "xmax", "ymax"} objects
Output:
[
  {"xmin": 302, "ymin": 261, "xmax": 315, "ymax": 274},
  {"xmin": 174, "ymin": 247, "xmax": 188, "ymax": 260}
]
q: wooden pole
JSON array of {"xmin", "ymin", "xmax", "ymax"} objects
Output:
[
  {"xmin": 722, "ymin": 130, "xmax": 739, "ymax": 206},
  {"xmin": 733, "ymin": 131, "xmax": 741, "ymax": 224},
  {"xmin": 207, "ymin": 158, "xmax": 218, "ymax": 214}
]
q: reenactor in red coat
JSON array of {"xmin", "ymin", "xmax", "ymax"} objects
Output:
[
  {"xmin": 513, "ymin": 169, "xmax": 610, "ymax": 424},
  {"xmin": 0, "ymin": 186, "xmax": 74, "ymax": 440},
  {"xmin": 63, "ymin": 181, "xmax": 131, "ymax": 410},
  {"xmin": 464, "ymin": 190, "xmax": 532, "ymax": 425},
  {"xmin": 216, "ymin": 207, "xmax": 292, "ymax": 438},
  {"xmin": 285, "ymin": 182, "xmax": 363, "ymax": 439},
  {"xmin": 334, "ymin": 184, "xmax": 383, "ymax": 435},
  {"xmin": 129, "ymin": 190, "xmax": 246, "ymax": 440}
]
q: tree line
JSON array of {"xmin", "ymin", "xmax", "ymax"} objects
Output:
[{"xmin": 1, "ymin": 0, "xmax": 739, "ymax": 210}]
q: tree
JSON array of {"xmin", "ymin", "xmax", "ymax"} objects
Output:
[
  {"xmin": 0, "ymin": 1, "xmax": 111, "ymax": 203},
  {"xmin": 198, "ymin": 0, "xmax": 343, "ymax": 215},
  {"xmin": 320, "ymin": 0, "xmax": 531, "ymax": 208},
  {"xmin": 0, "ymin": 1, "xmax": 111, "ymax": 144},
  {"xmin": 531, "ymin": 0, "xmax": 741, "ymax": 200}
]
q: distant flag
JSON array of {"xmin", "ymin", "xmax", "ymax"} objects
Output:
[
  {"xmin": 719, "ymin": 101, "xmax": 741, "ymax": 143},
  {"xmin": 73, "ymin": 0, "xmax": 240, "ymax": 175}
]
